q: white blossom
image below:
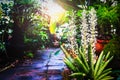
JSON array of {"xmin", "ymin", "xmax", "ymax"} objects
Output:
[
  {"xmin": 10, "ymin": 20, "xmax": 14, "ymax": 23},
  {"xmin": 81, "ymin": 8, "xmax": 97, "ymax": 63},
  {"xmin": 111, "ymin": 1, "xmax": 118, "ymax": 7},
  {"xmin": 2, "ymin": 30, "xmax": 4, "ymax": 32},
  {"xmin": 5, "ymin": 21, "xmax": 9, "ymax": 24},
  {"xmin": 8, "ymin": 29, "xmax": 13, "ymax": 34},
  {"xmin": 4, "ymin": 16, "xmax": 10, "ymax": 21},
  {"xmin": 0, "ymin": 31, "xmax": 2, "ymax": 34},
  {"xmin": 100, "ymin": 0, "xmax": 106, "ymax": 3}
]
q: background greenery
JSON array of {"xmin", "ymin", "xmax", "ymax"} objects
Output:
[{"xmin": 0, "ymin": 0, "xmax": 51, "ymax": 58}]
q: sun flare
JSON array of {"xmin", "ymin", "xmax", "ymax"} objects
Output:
[{"xmin": 41, "ymin": 0, "xmax": 66, "ymax": 34}]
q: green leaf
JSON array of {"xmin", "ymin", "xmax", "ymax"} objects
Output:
[
  {"xmin": 61, "ymin": 45, "xmax": 71, "ymax": 58},
  {"xmin": 49, "ymin": 21, "xmax": 56, "ymax": 34},
  {"xmin": 96, "ymin": 56, "xmax": 113, "ymax": 79},
  {"xmin": 97, "ymin": 71, "xmax": 112, "ymax": 80},
  {"xmin": 70, "ymin": 72, "xmax": 86, "ymax": 77},
  {"xmin": 21, "ymin": 17, "xmax": 24, "ymax": 23},
  {"xmin": 64, "ymin": 57, "xmax": 77, "ymax": 72},
  {"xmin": 54, "ymin": 49, "xmax": 61, "ymax": 55},
  {"xmin": 101, "ymin": 76, "xmax": 113, "ymax": 80},
  {"xmin": 105, "ymin": 51, "xmax": 111, "ymax": 59},
  {"xmin": 102, "ymin": 68, "xmax": 112, "ymax": 74},
  {"xmin": 77, "ymin": 10, "xmax": 82, "ymax": 17},
  {"xmin": 20, "ymin": 0, "xmax": 35, "ymax": 5},
  {"xmin": 78, "ymin": 47, "xmax": 89, "ymax": 70},
  {"xmin": 94, "ymin": 51, "xmax": 104, "ymax": 76},
  {"xmin": 75, "ymin": 56, "xmax": 89, "ymax": 73}
]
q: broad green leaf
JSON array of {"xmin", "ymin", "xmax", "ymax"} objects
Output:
[{"xmin": 49, "ymin": 21, "xmax": 56, "ymax": 34}]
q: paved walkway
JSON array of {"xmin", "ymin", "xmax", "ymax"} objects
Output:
[{"xmin": 0, "ymin": 48, "xmax": 67, "ymax": 80}]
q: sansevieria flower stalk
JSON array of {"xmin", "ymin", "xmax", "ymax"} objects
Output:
[{"xmin": 81, "ymin": 8, "xmax": 97, "ymax": 64}]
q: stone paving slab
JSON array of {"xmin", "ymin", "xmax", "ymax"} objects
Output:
[
  {"xmin": 48, "ymin": 60, "xmax": 65, "ymax": 66},
  {"xmin": 0, "ymin": 48, "xmax": 66, "ymax": 80},
  {"xmin": 48, "ymin": 74, "xmax": 63, "ymax": 80}
]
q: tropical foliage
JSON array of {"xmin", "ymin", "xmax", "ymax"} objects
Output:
[
  {"xmin": 12, "ymin": 0, "xmax": 39, "ymax": 30},
  {"xmin": 12, "ymin": 0, "xmax": 50, "ymax": 51},
  {"xmin": 0, "ymin": 0, "xmax": 51, "ymax": 58},
  {"xmin": 0, "ymin": 1, "xmax": 14, "ymax": 57},
  {"xmin": 24, "ymin": 13, "xmax": 50, "ymax": 50},
  {"xmin": 93, "ymin": 0, "xmax": 120, "ymax": 35}
]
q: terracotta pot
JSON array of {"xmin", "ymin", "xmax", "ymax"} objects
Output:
[{"xmin": 95, "ymin": 39, "xmax": 109, "ymax": 55}]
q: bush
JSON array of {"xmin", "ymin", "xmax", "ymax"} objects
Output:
[{"xmin": 104, "ymin": 36, "xmax": 120, "ymax": 59}]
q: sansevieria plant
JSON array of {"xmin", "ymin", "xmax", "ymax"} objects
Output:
[{"xmin": 61, "ymin": 45, "xmax": 113, "ymax": 80}]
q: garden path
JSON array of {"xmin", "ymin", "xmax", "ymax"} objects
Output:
[{"xmin": 0, "ymin": 48, "xmax": 67, "ymax": 80}]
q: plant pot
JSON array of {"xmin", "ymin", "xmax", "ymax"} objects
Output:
[{"xmin": 95, "ymin": 39, "xmax": 109, "ymax": 55}]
